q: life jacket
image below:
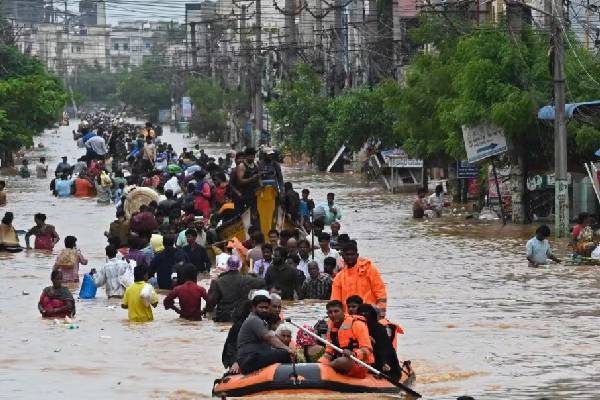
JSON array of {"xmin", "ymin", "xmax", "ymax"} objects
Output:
[
  {"xmin": 326, "ymin": 315, "xmax": 374, "ymax": 363},
  {"xmin": 379, "ymin": 318, "xmax": 404, "ymax": 350}
]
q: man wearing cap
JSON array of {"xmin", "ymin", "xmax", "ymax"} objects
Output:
[
  {"xmin": 207, "ymin": 255, "xmax": 265, "ymax": 322},
  {"xmin": 258, "ymin": 147, "xmax": 284, "ymax": 193}
]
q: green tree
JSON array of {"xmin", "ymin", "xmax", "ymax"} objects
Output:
[
  {"xmin": 70, "ymin": 65, "xmax": 125, "ymax": 105},
  {"xmin": 117, "ymin": 57, "xmax": 171, "ymax": 120},
  {"xmin": 0, "ymin": 45, "xmax": 66, "ymax": 166},
  {"xmin": 326, "ymin": 81, "xmax": 402, "ymax": 153},
  {"xmin": 186, "ymin": 78, "xmax": 227, "ymax": 140},
  {"xmin": 268, "ymin": 64, "xmax": 331, "ymax": 169}
]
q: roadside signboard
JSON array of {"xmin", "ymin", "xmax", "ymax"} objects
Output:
[
  {"xmin": 387, "ymin": 157, "xmax": 423, "ymax": 168},
  {"xmin": 456, "ymin": 160, "xmax": 479, "ymax": 178},
  {"xmin": 462, "ymin": 124, "xmax": 507, "ymax": 163},
  {"xmin": 181, "ymin": 97, "xmax": 192, "ymax": 120}
]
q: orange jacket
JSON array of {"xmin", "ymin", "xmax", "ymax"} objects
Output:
[
  {"xmin": 320, "ymin": 315, "xmax": 374, "ymax": 364},
  {"xmin": 330, "ymin": 257, "xmax": 387, "ymax": 313}
]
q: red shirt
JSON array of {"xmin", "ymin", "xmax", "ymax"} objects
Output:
[{"xmin": 163, "ymin": 281, "xmax": 208, "ymax": 320}]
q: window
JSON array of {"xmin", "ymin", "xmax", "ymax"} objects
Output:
[
  {"xmin": 114, "ymin": 43, "xmax": 119, "ymax": 50},
  {"xmin": 123, "ymin": 43, "xmax": 129, "ymax": 51},
  {"xmin": 145, "ymin": 42, "xmax": 151, "ymax": 49}
]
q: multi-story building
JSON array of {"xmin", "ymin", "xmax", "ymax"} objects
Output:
[
  {"xmin": 16, "ymin": 23, "xmax": 110, "ymax": 75},
  {"xmin": 109, "ymin": 20, "xmax": 184, "ymax": 71}
]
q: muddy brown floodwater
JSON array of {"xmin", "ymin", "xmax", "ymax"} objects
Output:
[{"xmin": 1, "ymin": 122, "xmax": 599, "ymax": 400}]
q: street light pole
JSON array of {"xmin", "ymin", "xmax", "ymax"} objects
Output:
[{"xmin": 553, "ymin": 0, "xmax": 569, "ymax": 237}]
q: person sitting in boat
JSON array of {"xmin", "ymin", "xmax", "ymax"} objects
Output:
[
  {"xmin": 38, "ymin": 270, "xmax": 76, "ymax": 318},
  {"xmin": 318, "ymin": 300, "xmax": 373, "ymax": 378},
  {"xmin": 295, "ymin": 324, "xmax": 325, "ymax": 363},
  {"xmin": 357, "ymin": 304, "xmax": 401, "ymax": 382},
  {"xmin": 275, "ymin": 324, "xmax": 295, "ymax": 351},
  {"xmin": 346, "ymin": 295, "xmax": 363, "ymax": 316},
  {"xmin": 235, "ymin": 294, "xmax": 294, "ymax": 374},
  {"xmin": 0, "ymin": 212, "xmax": 22, "ymax": 252}
]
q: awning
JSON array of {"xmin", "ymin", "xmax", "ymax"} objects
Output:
[{"xmin": 538, "ymin": 100, "xmax": 600, "ymax": 120}]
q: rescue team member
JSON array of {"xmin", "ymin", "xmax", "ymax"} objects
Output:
[
  {"xmin": 318, "ymin": 300, "xmax": 373, "ymax": 378},
  {"xmin": 330, "ymin": 241, "xmax": 387, "ymax": 315}
]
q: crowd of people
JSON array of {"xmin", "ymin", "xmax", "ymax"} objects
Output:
[{"xmin": 0, "ymin": 113, "xmax": 407, "ymax": 383}]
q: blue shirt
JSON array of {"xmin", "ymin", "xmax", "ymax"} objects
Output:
[
  {"xmin": 55, "ymin": 179, "xmax": 73, "ymax": 197},
  {"xmin": 526, "ymin": 237, "xmax": 552, "ymax": 264}
]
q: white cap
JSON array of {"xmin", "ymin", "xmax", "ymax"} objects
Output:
[{"xmin": 249, "ymin": 289, "xmax": 270, "ymax": 300}]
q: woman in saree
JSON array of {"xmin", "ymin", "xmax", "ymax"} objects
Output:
[
  {"xmin": 0, "ymin": 212, "xmax": 22, "ymax": 252},
  {"xmin": 25, "ymin": 213, "xmax": 60, "ymax": 251},
  {"xmin": 38, "ymin": 270, "xmax": 76, "ymax": 318},
  {"xmin": 54, "ymin": 235, "xmax": 88, "ymax": 283}
]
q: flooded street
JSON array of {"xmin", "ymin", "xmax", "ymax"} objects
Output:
[{"xmin": 2, "ymin": 122, "xmax": 599, "ymax": 399}]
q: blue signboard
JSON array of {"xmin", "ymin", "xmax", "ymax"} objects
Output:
[{"xmin": 456, "ymin": 161, "xmax": 479, "ymax": 179}]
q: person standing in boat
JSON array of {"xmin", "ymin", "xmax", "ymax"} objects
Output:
[
  {"xmin": 318, "ymin": 300, "xmax": 373, "ymax": 378},
  {"xmin": 258, "ymin": 147, "xmax": 284, "ymax": 193},
  {"xmin": 330, "ymin": 241, "xmax": 387, "ymax": 315},
  {"xmin": 233, "ymin": 148, "xmax": 260, "ymax": 221},
  {"xmin": 235, "ymin": 294, "xmax": 294, "ymax": 374}
]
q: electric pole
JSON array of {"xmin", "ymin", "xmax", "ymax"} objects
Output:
[
  {"xmin": 284, "ymin": 0, "xmax": 296, "ymax": 77},
  {"xmin": 553, "ymin": 0, "xmax": 569, "ymax": 237},
  {"xmin": 254, "ymin": 0, "xmax": 263, "ymax": 147},
  {"xmin": 240, "ymin": 5, "xmax": 247, "ymax": 90},
  {"xmin": 190, "ymin": 22, "xmax": 197, "ymax": 69},
  {"xmin": 315, "ymin": 0, "xmax": 324, "ymax": 74},
  {"xmin": 333, "ymin": 0, "xmax": 344, "ymax": 95}
]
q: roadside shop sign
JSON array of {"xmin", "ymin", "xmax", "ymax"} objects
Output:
[
  {"xmin": 456, "ymin": 160, "xmax": 479, "ymax": 178},
  {"xmin": 387, "ymin": 156, "xmax": 423, "ymax": 168},
  {"xmin": 462, "ymin": 124, "xmax": 507, "ymax": 163}
]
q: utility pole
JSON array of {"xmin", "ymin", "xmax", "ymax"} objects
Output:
[
  {"xmin": 333, "ymin": 0, "xmax": 344, "ymax": 95},
  {"xmin": 315, "ymin": 0, "xmax": 324, "ymax": 73},
  {"xmin": 284, "ymin": 0, "xmax": 296, "ymax": 77},
  {"xmin": 254, "ymin": 0, "xmax": 263, "ymax": 146},
  {"xmin": 553, "ymin": 0, "xmax": 569, "ymax": 237},
  {"xmin": 190, "ymin": 22, "xmax": 198, "ymax": 70}
]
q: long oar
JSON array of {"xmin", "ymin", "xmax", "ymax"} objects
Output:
[{"xmin": 286, "ymin": 318, "xmax": 422, "ymax": 399}]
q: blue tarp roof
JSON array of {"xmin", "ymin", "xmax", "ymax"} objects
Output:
[{"xmin": 538, "ymin": 100, "xmax": 600, "ymax": 120}]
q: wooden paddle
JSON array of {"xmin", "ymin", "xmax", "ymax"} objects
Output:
[{"xmin": 286, "ymin": 319, "xmax": 422, "ymax": 399}]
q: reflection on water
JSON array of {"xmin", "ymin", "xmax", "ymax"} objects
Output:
[{"xmin": 1, "ymin": 123, "xmax": 598, "ymax": 399}]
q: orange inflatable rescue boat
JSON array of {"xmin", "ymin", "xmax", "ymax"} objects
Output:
[{"xmin": 212, "ymin": 362, "xmax": 416, "ymax": 397}]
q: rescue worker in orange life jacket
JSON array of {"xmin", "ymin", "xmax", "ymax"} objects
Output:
[{"xmin": 318, "ymin": 300, "xmax": 374, "ymax": 379}]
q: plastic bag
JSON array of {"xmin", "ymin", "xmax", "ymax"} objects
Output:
[
  {"xmin": 119, "ymin": 263, "xmax": 134, "ymax": 288},
  {"xmin": 140, "ymin": 283, "xmax": 154, "ymax": 307},
  {"xmin": 79, "ymin": 273, "xmax": 97, "ymax": 299}
]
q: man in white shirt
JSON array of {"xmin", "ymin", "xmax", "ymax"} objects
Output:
[
  {"xmin": 91, "ymin": 245, "xmax": 129, "ymax": 298},
  {"xmin": 313, "ymin": 232, "xmax": 339, "ymax": 272},
  {"xmin": 164, "ymin": 174, "xmax": 182, "ymax": 196},
  {"xmin": 428, "ymin": 184, "xmax": 446, "ymax": 217},
  {"xmin": 297, "ymin": 239, "xmax": 312, "ymax": 277},
  {"xmin": 85, "ymin": 135, "xmax": 108, "ymax": 158}
]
